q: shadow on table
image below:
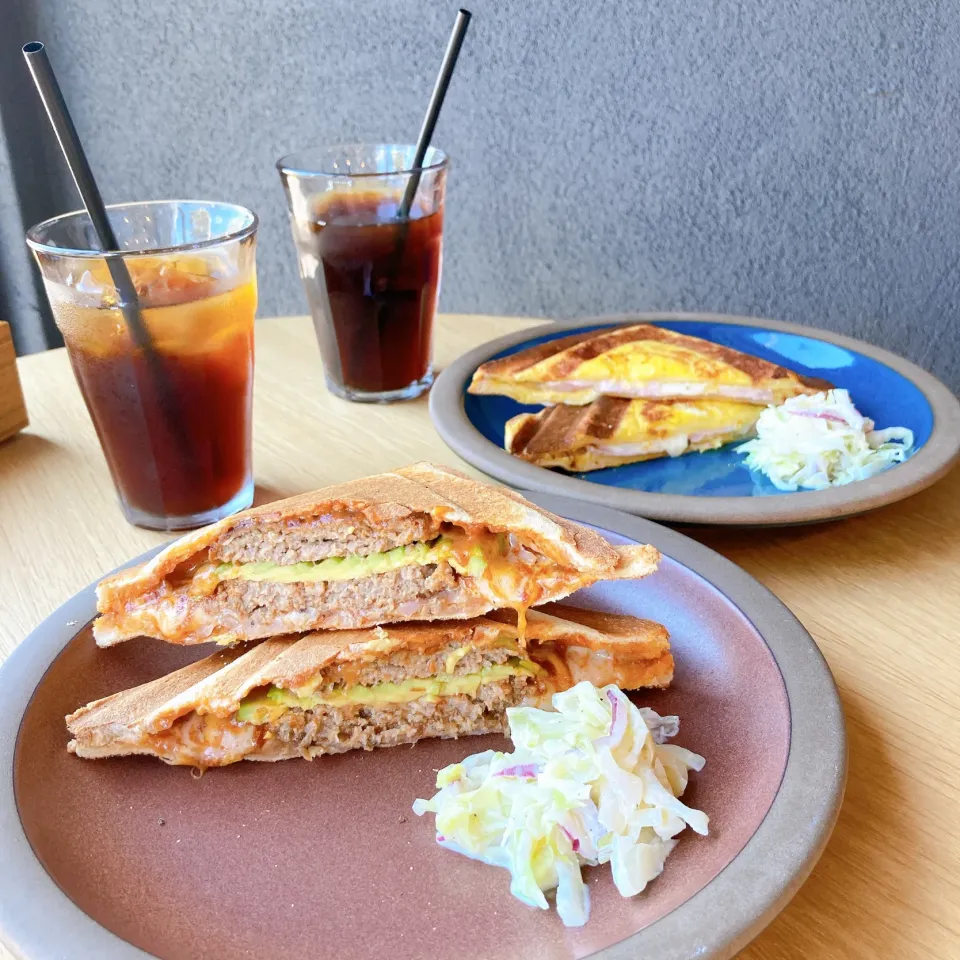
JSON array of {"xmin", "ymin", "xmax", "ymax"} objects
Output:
[
  {"xmin": 1, "ymin": 443, "xmax": 301, "ymax": 515},
  {"xmin": 252, "ymin": 483, "xmax": 295, "ymax": 508},
  {"xmin": 0, "ymin": 432, "xmax": 60, "ymax": 476},
  {"xmin": 742, "ymin": 689, "xmax": 909, "ymax": 957}
]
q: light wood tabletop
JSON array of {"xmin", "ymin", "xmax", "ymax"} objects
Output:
[{"xmin": 1, "ymin": 313, "xmax": 958, "ymax": 960}]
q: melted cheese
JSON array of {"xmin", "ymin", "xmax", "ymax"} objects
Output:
[
  {"xmin": 144, "ymin": 713, "xmax": 263, "ymax": 766},
  {"xmin": 571, "ymin": 341, "xmax": 751, "ymax": 386}
]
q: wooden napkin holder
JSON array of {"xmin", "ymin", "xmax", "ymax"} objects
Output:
[{"xmin": 0, "ymin": 321, "xmax": 28, "ymax": 443}]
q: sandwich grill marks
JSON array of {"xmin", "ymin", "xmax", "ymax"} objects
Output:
[
  {"xmin": 67, "ymin": 605, "xmax": 674, "ymax": 768},
  {"xmin": 505, "ymin": 396, "xmax": 763, "ymax": 471},
  {"xmin": 469, "ymin": 323, "xmax": 832, "ymax": 406},
  {"xmin": 93, "ymin": 463, "xmax": 661, "ymax": 647}
]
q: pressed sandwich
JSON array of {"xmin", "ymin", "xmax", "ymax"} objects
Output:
[
  {"xmin": 469, "ymin": 323, "xmax": 831, "ymax": 406},
  {"xmin": 505, "ymin": 396, "xmax": 763, "ymax": 471},
  {"xmin": 67, "ymin": 604, "xmax": 673, "ymax": 767},
  {"xmin": 94, "ymin": 463, "xmax": 660, "ymax": 647}
]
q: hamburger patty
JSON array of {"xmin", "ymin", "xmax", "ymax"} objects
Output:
[
  {"xmin": 318, "ymin": 643, "xmax": 516, "ymax": 688},
  {"xmin": 211, "ymin": 562, "xmax": 491, "ymax": 638},
  {"xmin": 212, "ymin": 514, "xmax": 440, "ymax": 564},
  {"xmin": 261, "ymin": 677, "xmax": 532, "ymax": 758}
]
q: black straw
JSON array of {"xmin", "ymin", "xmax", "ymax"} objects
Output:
[
  {"xmin": 22, "ymin": 41, "xmax": 191, "ymax": 454},
  {"xmin": 23, "ymin": 42, "xmax": 154, "ymax": 353},
  {"xmin": 397, "ymin": 9, "xmax": 472, "ymax": 220}
]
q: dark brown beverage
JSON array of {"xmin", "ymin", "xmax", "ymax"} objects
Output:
[
  {"xmin": 296, "ymin": 192, "xmax": 443, "ymax": 397},
  {"xmin": 50, "ymin": 259, "xmax": 256, "ymax": 526},
  {"xmin": 29, "ymin": 199, "xmax": 258, "ymax": 530}
]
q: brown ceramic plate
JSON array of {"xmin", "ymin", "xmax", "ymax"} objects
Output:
[
  {"xmin": 431, "ymin": 313, "xmax": 960, "ymax": 525},
  {"xmin": 0, "ymin": 496, "xmax": 845, "ymax": 960}
]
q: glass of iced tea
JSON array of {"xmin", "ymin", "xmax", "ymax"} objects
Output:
[
  {"xmin": 278, "ymin": 144, "xmax": 447, "ymax": 402},
  {"xmin": 27, "ymin": 200, "xmax": 258, "ymax": 530}
]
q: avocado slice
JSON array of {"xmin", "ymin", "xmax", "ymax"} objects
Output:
[
  {"xmin": 210, "ymin": 536, "xmax": 489, "ymax": 587},
  {"xmin": 235, "ymin": 696, "xmax": 287, "ymax": 724},
  {"xmin": 234, "ymin": 659, "xmax": 541, "ymax": 724}
]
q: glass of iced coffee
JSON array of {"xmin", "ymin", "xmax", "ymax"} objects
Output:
[
  {"xmin": 278, "ymin": 144, "xmax": 447, "ymax": 402},
  {"xmin": 27, "ymin": 200, "xmax": 258, "ymax": 530}
]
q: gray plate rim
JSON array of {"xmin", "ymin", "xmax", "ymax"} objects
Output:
[
  {"xmin": 430, "ymin": 312, "xmax": 960, "ymax": 524},
  {"xmin": 0, "ymin": 495, "xmax": 846, "ymax": 960}
]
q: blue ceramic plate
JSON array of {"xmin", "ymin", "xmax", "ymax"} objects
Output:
[
  {"xmin": 465, "ymin": 320, "xmax": 933, "ymax": 498},
  {"xmin": 430, "ymin": 314, "xmax": 960, "ymax": 525}
]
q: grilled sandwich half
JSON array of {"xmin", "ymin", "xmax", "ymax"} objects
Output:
[
  {"xmin": 94, "ymin": 463, "xmax": 660, "ymax": 647},
  {"xmin": 68, "ymin": 604, "xmax": 673, "ymax": 768},
  {"xmin": 506, "ymin": 396, "xmax": 762, "ymax": 471},
  {"xmin": 470, "ymin": 323, "xmax": 830, "ymax": 406}
]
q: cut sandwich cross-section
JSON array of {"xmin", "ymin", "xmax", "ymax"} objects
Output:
[
  {"xmin": 67, "ymin": 604, "xmax": 674, "ymax": 768},
  {"xmin": 94, "ymin": 463, "xmax": 660, "ymax": 647}
]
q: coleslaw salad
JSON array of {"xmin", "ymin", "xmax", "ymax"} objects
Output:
[
  {"xmin": 413, "ymin": 681, "xmax": 707, "ymax": 926},
  {"xmin": 737, "ymin": 388, "xmax": 914, "ymax": 491}
]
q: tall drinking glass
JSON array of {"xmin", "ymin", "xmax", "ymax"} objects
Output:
[
  {"xmin": 27, "ymin": 200, "xmax": 258, "ymax": 530},
  {"xmin": 278, "ymin": 144, "xmax": 447, "ymax": 402}
]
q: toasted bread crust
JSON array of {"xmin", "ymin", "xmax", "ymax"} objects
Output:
[
  {"xmin": 506, "ymin": 398, "xmax": 632, "ymax": 459},
  {"xmin": 97, "ymin": 463, "xmax": 618, "ymax": 600},
  {"xmin": 469, "ymin": 328, "xmax": 604, "ymax": 383},
  {"xmin": 94, "ymin": 463, "xmax": 660, "ymax": 644},
  {"xmin": 505, "ymin": 397, "xmax": 760, "ymax": 471},
  {"xmin": 68, "ymin": 606, "xmax": 672, "ymax": 752},
  {"xmin": 472, "ymin": 323, "xmax": 832, "ymax": 389},
  {"xmin": 493, "ymin": 602, "xmax": 670, "ymax": 654}
]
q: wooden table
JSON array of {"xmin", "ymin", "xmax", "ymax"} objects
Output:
[{"xmin": 2, "ymin": 314, "xmax": 958, "ymax": 960}]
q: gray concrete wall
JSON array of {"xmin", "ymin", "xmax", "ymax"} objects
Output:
[{"xmin": 1, "ymin": 0, "xmax": 958, "ymax": 390}]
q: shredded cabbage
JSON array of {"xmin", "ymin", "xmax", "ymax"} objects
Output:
[
  {"xmin": 412, "ymin": 681, "xmax": 707, "ymax": 926},
  {"xmin": 737, "ymin": 388, "xmax": 914, "ymax": 491}
]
